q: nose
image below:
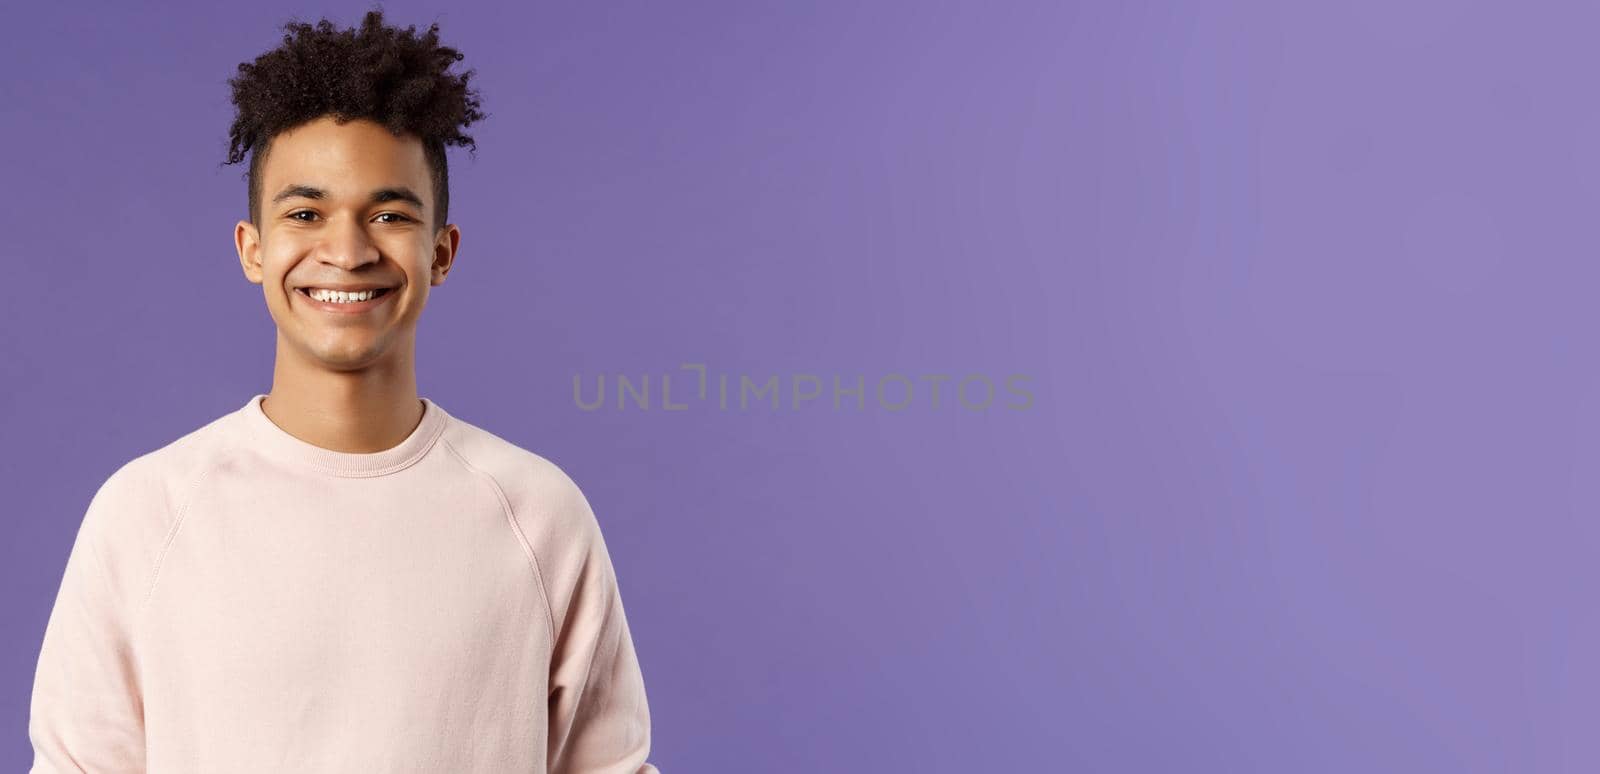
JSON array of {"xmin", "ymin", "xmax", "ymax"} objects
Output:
[{"xmin": 312, "ymin": 215, "xmax": 381, "ymax": 271}]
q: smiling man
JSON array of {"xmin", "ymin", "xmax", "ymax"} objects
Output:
[{"xmin": 27, "ymin": 10, "xmax": 659, "ymax": 774}]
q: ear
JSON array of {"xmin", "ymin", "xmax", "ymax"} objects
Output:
[
  {"xmin": 236, "ymin": 219, "xmax": 263, "ymax": 284},
  {"xmin": 431, "ymin": 224, "xmax": 461, "ymax": 286}
]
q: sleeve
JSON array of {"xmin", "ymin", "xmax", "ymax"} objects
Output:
[
  {"xmin": 545, "ymin": 490, "xmax": 660, "ymax": 774},
  {"xmin": 28, "ymin": 471, "xmax": 149, "ymax": 773}
]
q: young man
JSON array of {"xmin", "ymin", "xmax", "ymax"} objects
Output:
[{"xmin": 28, "ymin": 11, "xmax": 659, "ymax": 773}]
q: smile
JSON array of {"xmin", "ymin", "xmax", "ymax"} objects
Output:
[{"xmin": 295, "ymin": 286, "xmax": 395, "ymax": 313}]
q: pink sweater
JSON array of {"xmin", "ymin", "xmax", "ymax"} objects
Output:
[{"xmin": 28, "ymin": 394, "xmax": 659, "ymax": 773}]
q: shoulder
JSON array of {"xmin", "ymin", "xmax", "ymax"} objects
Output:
[
  {"xmin": 69, "ymin": 407, "xmax": 247, "ymax": 604},
  {"xmin": 436, "ymin": 414, "xmax": 599, "ymax": 533},
  {"xmin": 83, "ymin": 407, "xmax": 247, "ymax": 535}
]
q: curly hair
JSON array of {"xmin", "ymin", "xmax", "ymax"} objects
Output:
[{"xmin": 222, "ymin": 8, "xmax": 486, "ymax": 232}]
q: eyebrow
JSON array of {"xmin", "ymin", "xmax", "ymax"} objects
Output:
[{"xmin": 271, "ymin": 184, "xmax": 426, "ymax": 211}]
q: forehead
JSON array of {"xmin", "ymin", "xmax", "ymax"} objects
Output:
[{"xmin": 261, "ymin": 116, "xmax": 431, "ymax": 199}]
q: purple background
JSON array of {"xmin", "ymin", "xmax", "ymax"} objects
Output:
[{"xmin": 2, "ymin": 1, "xmax": 1592, "ymax": 771}]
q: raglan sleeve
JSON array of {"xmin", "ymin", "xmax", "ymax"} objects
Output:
[
  {"xmin": 543, "ymin": 475, "xmax": 660, "ymax": 774},
  {"xmin": 28, "ymin": 467, "xmax": 150, "ymax": 773}
]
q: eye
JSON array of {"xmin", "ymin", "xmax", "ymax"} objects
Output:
[
  {"xmin": 287, "ymin": 210, "xmax": 318, "ymax": 222},
  {"xmin": 375, "ymin": 213, "xmax": 412, "ymax": 224}
]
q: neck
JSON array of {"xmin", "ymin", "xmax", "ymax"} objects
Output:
[{"xmin": 262, "ymin": 334, "xmax": 425, "ymax": 454}]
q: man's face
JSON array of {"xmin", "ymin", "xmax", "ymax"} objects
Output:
[{"xmin": 234, "ymin": 115, "xmax": 460, "ymax": 373}]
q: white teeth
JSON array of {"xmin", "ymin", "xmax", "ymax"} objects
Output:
[{"xmin": 307, "ymin": 288, "xmax": 380, "ymax": 303}]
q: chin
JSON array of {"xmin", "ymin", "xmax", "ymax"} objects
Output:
[
  {"xmin": 299, "ymin": 338, "xmax": 387, "ymax": 369},
  {"xmin": 313, "ymin": 353, "xmax": 387, "ymax": 373}
]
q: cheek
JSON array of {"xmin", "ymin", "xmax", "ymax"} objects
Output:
[
  {"xmin": 259, "ymin": 250, "xmax": 297, "ymax": 285},
  {"xmin": 256, "ymin": 256, "xmax": 298, "ymax": 307}
]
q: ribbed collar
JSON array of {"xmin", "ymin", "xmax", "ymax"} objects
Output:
[{"xmin": 236, "ymin": 393, "xmax": 450, "ymax": 478}]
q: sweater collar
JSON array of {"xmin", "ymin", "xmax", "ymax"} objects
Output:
[{"xmin": 236, "ymin": 393, "xmax": 449, "ymax": 477}]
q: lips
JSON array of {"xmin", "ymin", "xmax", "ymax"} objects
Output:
[
  {"xmin": 293, "ymin": 285, "xmax": 396, "ymax": 314},
  {"xmin": 295, "ymin": 286, "xmax": 394, "ymax": 297}
]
